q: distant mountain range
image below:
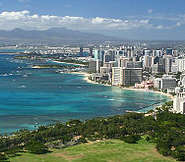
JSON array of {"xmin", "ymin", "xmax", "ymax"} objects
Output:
[{"xmin": 0, "ymin": 28, "xmax": 119, "ymax": 45}]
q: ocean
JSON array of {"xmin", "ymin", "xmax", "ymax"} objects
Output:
[{"xmin": 0, "ymin": 53, "xmax": 169, "ymax": 134}]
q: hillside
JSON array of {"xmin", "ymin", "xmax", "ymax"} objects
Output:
[
  {"xmin": 10, "ymin": 139, "xmax": 176, "ymax": 162},
  {"xmin": 1, "ymin": 101, "xmax": 185, "ymax": 162},
  {"xmin": 0, "ymin": 28, "xmax": 118, "ymax": 45}
]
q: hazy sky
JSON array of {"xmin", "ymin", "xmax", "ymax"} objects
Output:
[{"xmin": 0, "ymin": 0, "xmax": 185, "ymax": 40}]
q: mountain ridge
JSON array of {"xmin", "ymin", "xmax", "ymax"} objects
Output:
[{"xmin": 0, "ymin": 28, "xmax": 119, "ymax": 44}]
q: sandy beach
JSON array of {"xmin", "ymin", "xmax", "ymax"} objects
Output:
[
  {"xmin": 69, "ymin": 72, "xmax": 111, "ymax": 86},
  {"xmin": 32, "ymin": 65, "xmax": 42, "ymax": 69},
  {"xmin": 121, "ymin": 87, "xmax": 174, "ymax": 100},
  {"xmin": 69, "ymin": 71, "xmax": 173, "ymax": 100},
  {"xmin": 51, "ymin": 60, "xmax": 87, "ymax": 67},
  {"xmin": 0, "ymin": 52, "xmax": 21, "ymax": 55}
]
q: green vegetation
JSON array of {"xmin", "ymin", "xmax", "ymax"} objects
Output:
[
  {"xmin": 25, "ymin": 140, "xmax": 49, "ymax": 154},
  {"xmin": 32, "ymin": 64, "xmax": 81, "ymax": 69},
  {"xmin": 1, "ymin": 101, "xmax": 185, "ymax": 161},
  {"xmin": 14, "ymin": 55, "xmax": 44, "ymax": 60},
  {"xmin": 14, "ymin": 55, "xmax": 88, "ymax": 66},
  {"xmin": 154, "ymin": 72, "xmax": 165, "ymax": 78},
  {"xmin": 175, "ymin": 72, "xmax": 182, "ymax": 80},
  {"xmin": 10, "ymin": 139, "xmax": 176, "ymax": 162},
  {"xmin": 55, "ymin": 59, "xmax": 88, "ymax": 66}
]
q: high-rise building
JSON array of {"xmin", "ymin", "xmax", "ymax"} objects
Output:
[
  {"xmin": 123, "ymin": 68, "xmax": 143, "ymax": 86},
  {"xmin": 89, "ymin": 47, "xmax": 93, "ymax": 57},
  {"xmin": 163, "ymin": 55, "xmax": 172, "ymax": 73},
  {"xmin": 120, "ymin": 58, "xmax": 129, "ymax": 68},
  {"xmin": 96, "ymin": 59, "xmax": 102, "ymax": 73},
  {"xmin": 104, "ymin": 54, "xmax": 112, "ymax": 63},
  {"xmin": 80, "ymin": 47, "xmax": 83, "ymax": 54},
  {"xmin": 93, "ymin": 49, "xmax": 104, "ymax": 61},
  {"xmin": 112, "ymin": 67, "xmax": 122, "ymax": 86},
  {"xmin": 88, "ymin": 59, "xmax": 96, "ymax": 73},
  {"xmin": 177, "ymin": 58, "xmax": 185, "ymax": 72},
  {"xmin": 173, "ymin": 92, "xmax": 185, "ymax": 114},
  {"xmin": 126, "ymin": 61, "xmax": 142, "ymax": 68},
  {"xmin": 112, "ymin": 67, "xmax": 143, "ymax": 86},
  {"xmin": 158, "ymin": 58, "xmax": 165, "ymax": 73},
  {"xmin": 144, "ymin": 49, "xmax": 152, "ymax": 56},
  {"xmin": 144, "ymin": 56, "xmax": 154, "ymax": 68},
  {"xmin": 166, "ymin": 48, "xmax": 173, "ymax": 55},
  {"xmin": 154, "ymin": 75, "xmax": 176, "ymax": 90}
]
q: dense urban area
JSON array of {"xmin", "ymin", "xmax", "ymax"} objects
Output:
[
  {"xmin": 1, "ymin": 41, "xmax": 185, "ymax": 161},
  {"xmin": 4, "ymin": 41, "xmax": 185, "ymax": 114}
]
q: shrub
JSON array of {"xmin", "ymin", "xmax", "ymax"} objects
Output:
[
  {"xmin": 121, "ymin": 135, "xmax": 141, "ymax": 144},
  {"xmin": 0, "ymin": 153, "xmax": 9, "ymax": 162},
  {"xmin": 77, "ymin": 137, "xmax": 87, "ymax": 144},
  {"xmin": 156, "ymin": 142, "xmax": 171, "ymax": 156},
  {"xmin": 25, "ymin": 140, "xmax": 49, "ymax": 154},
  {"xmin": 172, "ymin": 146, "xmax": 185, "ymax": 161}
]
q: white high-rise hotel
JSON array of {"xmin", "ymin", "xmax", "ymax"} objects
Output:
[
  {"xmin": 112, "ymin": 67, "xmax": 143, "ymax": 86},
  {"xmin": 173, "ymin": 92, "xmax": 185, "ymax": 114}
]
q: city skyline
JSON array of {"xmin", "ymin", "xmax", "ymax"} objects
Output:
[{"xmin": 0, "ymin": 0, "xmax": 185, "ymax": 40}]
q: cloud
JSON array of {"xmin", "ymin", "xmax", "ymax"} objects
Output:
[
  {"xmin": 176, "ymin": 22, "xmax": 181, "ymax": 27},
  {"xmin": 147, "ymin": 9, "xmax": 153, "ymax": 14},
  {"xmin": 0, "ymin": 10, "xmax": 183, "ymax": 32}
]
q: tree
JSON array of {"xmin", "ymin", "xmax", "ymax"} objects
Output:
[
  {"xmin": 0, "ymin": 153, "xmax": 9, "ymax": 162},
  {"xmin": 25, "ymin": 140, "xmax": 49, "ymax": 154},
  {"xmin": 121, "ymin": 135, "xmax": 141, "ymax": 144},
  {"xmin": 172, "ymin": 146, "xmax": 185, "ymax": 161}
]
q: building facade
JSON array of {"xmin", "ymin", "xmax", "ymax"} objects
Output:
[
  {"xmin": 112, "ymin": 67, "xmax": 143, "ymax": 86},
  {"xmin": 154, "ymin": 76, "xmax": 176, "ymax": 90},
  {"xmin": 173, "ymin": 92, "xmax": 185, "ymax": 114}
]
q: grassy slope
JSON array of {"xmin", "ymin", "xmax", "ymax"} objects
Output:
[{"xmin": 10, "ymin": 139, "xmax": 176, "ymax": 162}]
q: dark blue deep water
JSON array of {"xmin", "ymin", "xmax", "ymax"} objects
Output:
[{"xmin": 0, "ymin": 54, "xmax": 169, "ymax": 134}]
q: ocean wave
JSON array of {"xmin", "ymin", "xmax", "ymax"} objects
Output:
[
  {"xmin": 0, "ymin": 73, "xmax": 13, "ymax": 77},
  {"xmin": 108, "ymin": 99, "xmax": 115, "ymax": 101},
  {"xmin": 19, "ymin": 85, "xmax": 27, "ymax": 88}
]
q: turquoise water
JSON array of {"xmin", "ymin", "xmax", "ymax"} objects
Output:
[{"xmin": 0, "ymin": 54, "xmax": 169, "ymax": 134}]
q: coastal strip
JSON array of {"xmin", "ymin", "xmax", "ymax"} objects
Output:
[
  {"xmin": 69, "ymin": 71, "xmax": 173, "ymax": 100},
  {"xmin": 0, "ymin": 52, "xmax": 21, "ymax": 55},
  {"xmin": 49, "ymin": 60, "xmax": 87, "ymax": 67}
]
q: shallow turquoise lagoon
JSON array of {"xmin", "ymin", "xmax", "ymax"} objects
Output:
[{"xmin": 0, "ymin": 54, "xmax": 169, "ymax": 134}]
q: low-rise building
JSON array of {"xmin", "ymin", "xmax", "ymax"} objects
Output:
[{"xmin": 135, "ymin": 80, "xmax": 154, "ymax": 89}]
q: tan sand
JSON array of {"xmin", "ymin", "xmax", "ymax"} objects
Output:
[{"xmin": 66, "ymin": 71, "xmax": 173, "ymax": 100}]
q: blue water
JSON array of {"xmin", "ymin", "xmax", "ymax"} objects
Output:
[
  {"xmin": 0, "ymin": 48, "xmax": 25, "ymax": 53},
  {"xmin": 0, "ymin": 54, "xmax": 169, "ymax": 134}
]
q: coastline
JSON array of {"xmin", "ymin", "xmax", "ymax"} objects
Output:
[
  {"xmin": 69, "ymin": 71, "xmax": 173, "ymax": 100},
  {"xmin": 50, "ymin": 60, "xmax": 87, "ymax": 67},
  {"xmin": 69, "ymin": 71, "xmax": 172, "ymax": 115},
  {"xmin": 0, "ymin": 52, "xmax": 21, "ymax": 55},
  {"xmin": 121, "ymin": 87, "xmax": 174, "ymax": 100},
  {"xmin": 69, "ymin": 71, "xmax": 111, "ymax": 86}
]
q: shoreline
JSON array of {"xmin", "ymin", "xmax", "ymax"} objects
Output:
[
  {"xmin": 69, "ymin": 71, "xmax": 173, "ymax": 99},
  {"xmin": 121, "ymin": 87, "xmax": 174, "ymax": 100},
  {"xmin": 69, "ymin": 71, "xmax": 111, "ymax": 86},
  {"xmin": 69, "ymin": 71, "xmax": 173, "ymax": 113},
  {"xmin": 50, "ymin": 60, "xmax": 87, "ymax": 67},
  {"xmin": 71, "ymin": 72, "xmax": 174, "ymax": 100},
  {"xmin": 0, "ymin": 52, "xmax": 22, "ymax": 55}
]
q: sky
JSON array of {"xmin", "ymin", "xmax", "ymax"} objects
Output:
[{"xmin": 0, "ymin": 0, "xmax": 185, "ymax": 40}]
